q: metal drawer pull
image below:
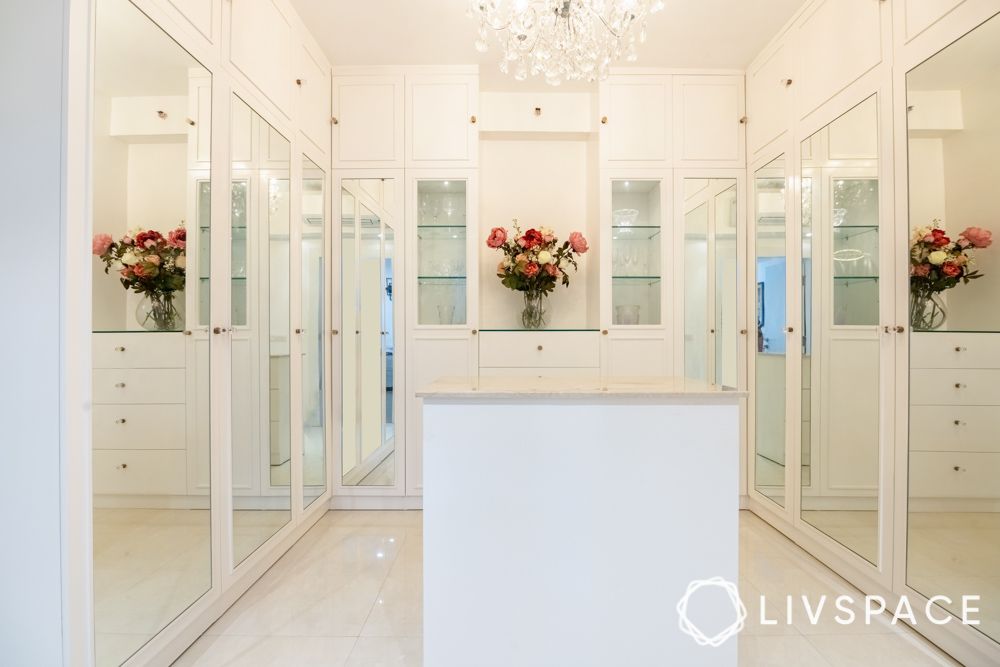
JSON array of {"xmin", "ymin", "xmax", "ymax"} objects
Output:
[
  {"xmin": 954, "ymin": 383, "xmax": 966, "ymax": 389},
  {"xmin": 954, "ymin": 420, "xmax": 964, "ymax": 426},
  {"xmin": 114, "ymin": 382, "xmax": 126, "ymax": 388},
  {"xmin": 954, "ymin": 346, "xmax": 966, "ymax": 352},
  {"xmin": 118, "ymin": 463, "xmax": 128, "ymax": 470},
  {"xmin": 115, "ymin": 418, "xmax": 127, "ymax": 425},
  {"xmin": 953, "ymin": 466, "xmax": 963, "ymax": 472},
  {"xmin": 115, "ymin": 346, "xmax": 126, "ymax": 352}
]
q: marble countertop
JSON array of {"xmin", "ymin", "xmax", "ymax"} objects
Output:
[{"xmin": 417, "ymin": 376, "xmax": 747, "ymax": 400}]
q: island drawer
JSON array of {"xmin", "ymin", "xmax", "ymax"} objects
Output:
[
  {"xmin": 910, "ymin": 332, "xmax": 1000, "ymax": 370},
  {"xmin": 92, "ymin": 404, "xmax": 186, "ymax": 450},
  {"xmin": 93, "ymin": 332, "xmax": 186, "ymax": 369},
  {"xmin": 93, "ymin": 449, "xmax": 187, "ymax": 495},
  {"xmin": 909, "ymin": 369, "xmax": 1000, "ymax": 406},
  {"xmin": 478, "ymin": 331, "xmax": 600, "ymax": 368},
  {"xmin": 93, "ymin": 368, "xmax": 186, "ymax": 404},
  {"xmin": 909, "ymin": 405, "xmax": 1000, "ymax": 453},
  {"xmin": 909, "ymin": 452, "xmax": 1000, "ymax": 498}
]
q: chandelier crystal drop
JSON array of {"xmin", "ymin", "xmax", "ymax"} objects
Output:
[{"xmin": 469, "ymin": 0, "xmax": 665, "ymax": 86}]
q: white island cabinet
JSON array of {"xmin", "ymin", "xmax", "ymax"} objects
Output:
[{"xmin": 419, "ymin": 376, "xmax": 743, "ymax": 667}]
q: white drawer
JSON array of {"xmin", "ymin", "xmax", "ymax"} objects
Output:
[
  {"xmin": 92, "ymin": 404, "xmax": 186, "ymax": 450},
  {"xmin": 911, "ymin": 332, "xmax": 1000, "ymax": 369},
  {"xmin": 909, "ymin": 452, "xmax": 1000, "ymax": 498},
  {"xmin": 478, "ymin": 331, "xmax": 600, "ymax": 368},
  {"xmin": 909, "ymin": 369, "xmax": 1000, "ymax": 406},
  {"xmin": 93, "ymin": 332, "xmax": 186, "ymax": 369},
  {"xmin": 93, "ymin": 449, "xmax": 187, "ymax": 495},
  {"xmin": 909, "ymin": 406, "xmax": 1000, "ymax": 453},
  {"xmin": 478, "ymin": 367, "xmax": 600, "ymax": 378},
  {"xmin": 93, "ymin": 368, "xmax": 185, "ymax": 404}
]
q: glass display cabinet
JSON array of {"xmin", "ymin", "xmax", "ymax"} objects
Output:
[
  {"xmin": 196, "ymin": 179, "xmax": 249, "ymax": 328},
  {"xmin": 416, "ymin": 179, "xmax": 469, "ymax": 326},
  {"xmin": 609, "ymin": 178, "xmax": 666, "ymax": 326}
]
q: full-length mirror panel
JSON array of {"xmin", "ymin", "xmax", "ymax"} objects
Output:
[
  {"xmin": 90, "ymin": 0, "xmax": 212, "ymax": 663},
  {"xmin": 231, "ymin": 96, "xmax": 292, "ymax": 566},
  {"xmin": 754, "ymin": 156, "xmax": 787, "ymax": 507},
  {"xmin": 799, "ymin": 96, "xmax": 881, "ymax": 566},
  {"xmin": 683, "ymin": 178, "xmax": 738, "ymax": 386},
  {"xmin": 906, "ymin": 13, "xmax": 1000, "ymax": 640},
  {"xmin": 342, "ymin": 180, "xmax": 398, "ymax": 487},
  {"xmin": 302, "ymin": 156, "xmax": 327, "ymax": 507}
]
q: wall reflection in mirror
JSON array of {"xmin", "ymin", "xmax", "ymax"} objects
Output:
[
  {"xmin": 230, "ymin": 95, "xmax": 292, "ymax": 566},
  {"xmin": 906, "ymin": 13, "xmax": 1000, "ymax": 641},
  {"xmin": 754, "ymin": 156, "xmax": 787, "ymax": 507},
  {"xmin": 302, "ymin": 156, "xmax": 327, "ymax": 507},
  {"xmin": 799, "ymin": 96, "xmax": 881, "ymax": 566},
  {"xmin": 90, "ymin": 0, "xmax": 211, "ymax": 663},
  {"xmin": 684, "ymin": 178, "xmax": 738, "ymax": 387},
  {"xmin": 342, "ymin": 180, "xmax": 398, "ymax": 486}
]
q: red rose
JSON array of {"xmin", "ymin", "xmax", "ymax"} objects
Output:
[
  {"xmin": 135, "ymin": 230, "xmax": 164, "ymax": 249},
  {"xmin": 523, "ymin": 262, "xmax": 540, "ymax": 278},
  {"xmin": 941, "ymin": 262, "xmax": 961, "ymax": 277},
  {"xmin": 486, "ymin": 227, "xmax": 507, "ymax": 249},
  {"xmin": 521, "ymin": 229, "xmax": 544, "ymax": 249},
  {"xmin": 930, "ymin": 229, "xmax": 950, "ymax": 247},
  {"xmin": 168, "ymin": 227, "xmax": 187, "ymax": 249}
]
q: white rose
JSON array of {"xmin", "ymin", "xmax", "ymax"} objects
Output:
[
  {"xmin": 121, "ymin": 252, "xmax": 138, "ymax": 266},
  {"xmin": 537, "ymin": 250, "xmax": 553, "ymax": 265},
  {"xmin": 928, "ymin": 250, "xmax": 948, "ymax": 266},
  {"xmin": 175, "ymin": 255, "xmax": 187, "ymax": 269}
]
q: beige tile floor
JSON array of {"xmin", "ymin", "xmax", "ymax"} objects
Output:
[{"xmin": 172, "ymin": 510, "xmax": 962, "ymax": 666}]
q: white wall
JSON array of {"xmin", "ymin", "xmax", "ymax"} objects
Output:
[
  {"xmin": 940, "ymin": 83, "xmax": 1000, "ymax": 330},
  {"xmin": 479, "ymin": 137, "xmax": 599, "ymax": 329},
  {"xmin": 0, "ymin": 0, "xmax": 74, "ymax": 663}
]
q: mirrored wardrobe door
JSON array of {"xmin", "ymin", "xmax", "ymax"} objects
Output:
[
  {"xmin": 682, "ymin": 177, "xmax": 739, "ymax": 386},
  {"xmin": 799, "ymin": 96, "xmax": 882, "ymax": 566},
  {"xmin": 906, "ymin": 13, "xmax": 1000, "ymax": 641},
  {"xmin": 90, "ymin": 0, "xmax": 212, "ymax": 662},
  {"xmin": 231, "ymin": 96, "xmax": 292, "ymax": 567},
  {"xmin": 301, "ymin": 156, "xmax": 327, "ymax": 507},
  {"xmin": 753, "ymin": 156, "xmax": 788, "ymax": 507},
  {"xmin": 341, "ymin": 180, "xmax": 398, "ymax": 488}
]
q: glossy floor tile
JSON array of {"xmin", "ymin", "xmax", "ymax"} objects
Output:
[{"xmin": 174, "ymin": 510, "xmax": 960, "ymax": 666}]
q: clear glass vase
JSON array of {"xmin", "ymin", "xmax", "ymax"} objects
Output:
[
  {"xmin": 909, "ymin": 291, "xmax": 946, "ymax": 331},
  {"xmin": 521, "ymin": 291, "xmax": 547, "ymax": 330},
  {"xmin": 136, "ymin": 292, "xmax": 183, "ymax": 332}
]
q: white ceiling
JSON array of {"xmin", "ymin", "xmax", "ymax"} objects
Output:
[{"xmin": 292, "ymin": 0, "xmax": 808, "ymax": 91}]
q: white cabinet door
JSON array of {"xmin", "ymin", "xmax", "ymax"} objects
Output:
[
  {"xmin": 407, "ymin": 334, "xmax": 476, "ymax": 495},
  {"xmin": 605, "ymin": 333, "xmax": 669, "ymax": 377},
  {"xmin": 794, "ymin": 0, "xmax": 884, "ymax": 120},
  {"xmin": 747, "ymin": 40, "xmax": 794, "ymax": 157},
  {"xmin": 333, "ymin": 75, "xmax": 404, "ymax": 168},
  {"xmin": 297, "ymin": 42, "xmax": 331, "ymax": 156},
  {"xmin": 599, "ymin": 75, "xmax": 671, "ymax": 166},
  {"xmin": 406, "ymin": 74, "xmax": 478, "ymax": 168},
  {"xmin": 673, "ymin": 75, "xmax": 745, "ymax": 167},
  {"xmin": 228, "ymin": 0, "xmax": 294, "ymax": 116},
  {"xmin": 168, "ymin": 0, "xmax": 215, "ymax": 42},
  {"xmin": 188, "ymin": 74, "xmax": 212, "ymax": 167}
]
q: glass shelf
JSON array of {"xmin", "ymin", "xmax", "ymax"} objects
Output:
[
  {"xmin": 480, "ymin": 328, "xmax": 601, "ymax": 332},
  {"xmin": 418, "ymin": 275, "xmax": 466, "ymax": 281},
  {"xmin": 417, "ymin": 180, "xmax": 468, "ymax": 326},
  {"xmin": 612, "ymin": 276, "xmax": 662, "ymax": 282},
  {"xmin": 612, "ymin": 226, "xmax": 661, "ymax": 241},
  {"xmin": 417, "ymin": 226, "xmax": 467, "ymax": 240},
  {"xmin": 200, "ymin": 276, "xmax": 247, "ymax": 281},
  {"xmin": 611, "ymin": 179, "xmax": 663, "ymax": 326}
]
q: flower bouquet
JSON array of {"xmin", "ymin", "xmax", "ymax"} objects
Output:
[
  {"xmin": 486, "ymin": 220, "xmax": 589, "ymax": 329},
  {"xmin": 909, "ymin": 221, "xmax": 992, "ymax": 330},
  {"xmin": 93, "ymin": 227, "xmax": 188, "ymax": 331}
]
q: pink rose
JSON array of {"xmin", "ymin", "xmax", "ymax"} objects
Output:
[
  {"xmin": 132, "ymin": 264, "xmax": 149, "ymax": 278},
  {"xmin": 121, "ymin": 236, "xmax": 133, "ymax": 246},
  {"xmin": 569, "ymin": 231, "xmax": 588, "ymax": 254},
  {"xmin": 911, "ymin": 263, "xmax": 930, "ymax": 277},
  {"xmin": 486, "ymin": 227, "xmax": 507, "ymax": 249},
  {"xmin": 168, "ymin": 227, "xmax": 187, "ymax": 249},
  {"xmin": 523, "ymin": 262, "xmax": 540, "ymax": 278},
  {"xmin": 92, "ymin": 233, "xmax": 113, "ymax": 256},
  {"xmin": 147, "ymin": 254, "xmax": 161, "ymax": 266},
  {"xmin": 941, "ymin": 262, "xmax": 961, "ymax": 278},
  {"xmin": 544, "ymin": 263, "xmax": 559, "ymax": 277},
  {"xmin": 960, "ymin": 226, "xmax": 993, "ymax": 249},
  {"xmin": 497, "ymin": 260, "xmax": 507, "ymax": 275}
]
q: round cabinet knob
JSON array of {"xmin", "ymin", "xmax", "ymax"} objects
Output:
[
  {"xmin": 895, "ymin": 325, "xmax": 906, "ymax": 334},
  {"xmin": 470, "ymin": 115, "xmax": 478, "ymax": 124},
  {"xmin": 740, "ymin": 329, "xmax": 748, "ymax": 335},
  {"xmin": 115, "ymin": 418, "xmax": 126, "ymax": 425},
  {"xmin": 602, "ymin": 330, "xmax": 608, "ymax": 336},
  {"xmin": 118, "ymin": 463, "xmax": 128, "ymax": 470},
  {"xmin": 955, "ymin": 383, "xmax": 966, "ymax": 389},
  {"xmin": 786, "ymin": 326, "xmax": 795, "ymax": 333},
  {"xmin": 537, "ymin": 345, "xmax": 543, "ymax": 351},
  {"xmin": 954, "ymin": 420, "xmax": 963, "ymax": 426},
  {"xmin": 472, "ymin": 330, "xmax": 478, "ymax": 335},
  {"xmin": 601, "ymin": 116, "xmax": 608, "ymax": 124},
  {"xmin": 183, "ymin": 330, "xmax": 193, "ymax": 336},
  {"xmin": 331, "ymin": 329, "xmax": 339, "ymax": 336},
  {"xmin": 114, "ymin": 346, "xmax": 126, "ymax": 352},
  {"xmin": 709, "ymin": 329, "xmax": 716, "ymax": 334},
  {"xmin": 213, "ymin": 326, "xmax": 226, "ymax": 334},
  {"xmin": 955, "ymin": 346, "xmax": 966, "ymax": 352},
  {"xmin": 295, "ymin": 328, "xmax": 304, "ymax": 334},
  {"xmin": 114, "ymin": 382, "xmax": 126, "ymax": 389},
  {"xmin": 953, "ymin": 466, "xmax": 962, "ymax": 472}
]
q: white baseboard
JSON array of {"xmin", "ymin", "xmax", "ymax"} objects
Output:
[{"xmin": 330, "ymin": 495, "xmax": 423, "ymax": 510}]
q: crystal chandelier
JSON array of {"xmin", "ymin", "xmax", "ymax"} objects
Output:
[{"xmin": 469, "ymin": 0, "xmax": 665, "ymax": 86}]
